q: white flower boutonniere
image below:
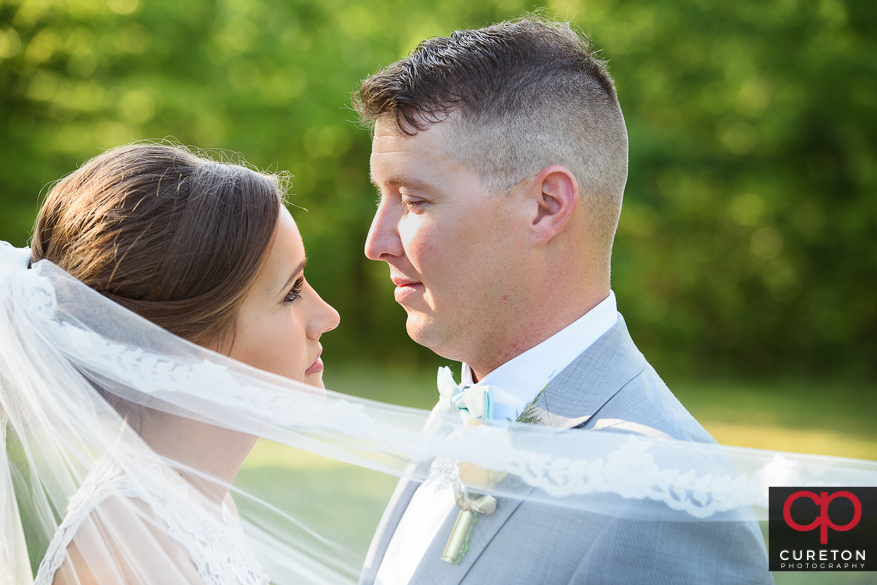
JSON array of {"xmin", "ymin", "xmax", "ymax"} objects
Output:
[{"xmin": 440, "ymin": 383, "xmax": 547, "ymax": 565}]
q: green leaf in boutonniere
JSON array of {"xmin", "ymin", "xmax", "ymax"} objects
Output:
[
  {"xmin": 510, "ymin": 385, "xmax": 547, "ymax": 425},
  {"xmin": 510, "ymin": 382, "xmax": 591, "ymax": 429}
]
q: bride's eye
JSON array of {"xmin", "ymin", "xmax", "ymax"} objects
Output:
[{"xmin": 283, "ymin": 277, "xmax": 304, "ymax": 304}]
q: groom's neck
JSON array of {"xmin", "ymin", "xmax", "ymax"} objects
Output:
[{"xmin": 466, "ymin": 285, "xmax": 610, "ymax": 381}]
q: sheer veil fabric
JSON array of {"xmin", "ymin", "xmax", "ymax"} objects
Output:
[{"xmin": 1, "ymin": 240, "xmax": 876, "ymax": 584}]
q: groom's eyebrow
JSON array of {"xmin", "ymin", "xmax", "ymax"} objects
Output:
[
  {"xmin": 369, "ymin": 171, "xmax": 433, "ymax": 192},
  {"xmin": 278, "ymin": 259, "xmax": 308, "ymax": 295}
]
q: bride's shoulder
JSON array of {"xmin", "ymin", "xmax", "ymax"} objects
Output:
[
  {"xmin": 51, "ymin": 491, "xmax": 204, "ymax": 585},
  {"xmin": 40, "ymin": 455, "xmax": 267, "ymax": 585},
  {"xmin": 40, "ymin": 455, "xmax": 204, "ymax": 585}
]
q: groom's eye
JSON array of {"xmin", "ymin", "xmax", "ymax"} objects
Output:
[
  {"xmin": 401, "ymin": 199, "xmax": 424, "ymax": 211},
  {"xmin": 283, "ymin": 277, "xmax": 305, "ymax": 304}
]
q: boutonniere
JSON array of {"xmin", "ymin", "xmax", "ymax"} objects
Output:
[{"xmin": 440, "ymin": 384, "xmax": 546, "ymax": 565}]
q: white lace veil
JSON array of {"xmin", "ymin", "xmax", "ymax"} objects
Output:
[{"xmin": 2, "ymin": 240, "xmax": 876, "ymax": 584}]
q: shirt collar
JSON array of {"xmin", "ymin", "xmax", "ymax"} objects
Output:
[{"xmin": 460, "ymin": 291, "xmax": 618, "ymax": 422}]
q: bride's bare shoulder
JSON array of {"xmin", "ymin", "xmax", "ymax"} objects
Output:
[
  {"xmin": 52, "ymin": 493, "xmax": 203, "ymax": 585},
  {"xmin": 51, "ymin": 541, "xmax": 97, "ymax": 585}
]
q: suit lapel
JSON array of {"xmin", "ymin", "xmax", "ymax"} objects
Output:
[
  {"xmin": 408, "ymin": 486, "xmax": 532, "ymax": 585},
  {"xmin": 408, "ymin": 316, "xmax": 648, "ymax": 584},
  {"xmin": 533, "ymin": 314, "xmax": 646, "ymax": 429}
]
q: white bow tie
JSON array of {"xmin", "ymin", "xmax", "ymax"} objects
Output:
[{"xmin": 437, "ymin": 366, "xmax": 494, "ymax": 423}]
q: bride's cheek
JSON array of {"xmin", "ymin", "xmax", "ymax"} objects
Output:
[{"xmin": 281, "ymin": 313, "xmax": 308, "ymax": 378}]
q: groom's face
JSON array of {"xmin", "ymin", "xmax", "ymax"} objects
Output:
[{"xmin": 366, "ymin": 117, "xmax": 530, "ymax": 363}]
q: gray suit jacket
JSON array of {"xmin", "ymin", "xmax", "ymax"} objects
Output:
[{"xmin": 361, "ymin": 316, "xmax": 772, "ymax": 585}]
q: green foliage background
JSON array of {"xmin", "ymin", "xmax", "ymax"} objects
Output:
[{"xmin": 0, "ymin": 0, "xmax": 874, "ymax": 379}]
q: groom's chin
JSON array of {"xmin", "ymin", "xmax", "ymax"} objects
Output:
[
  {"xmin": 404, "ymin": 311, "xmax": 433, "ymax": 344},
  {"xmin": 404, "ymin": 314, "xmax": 456, "ymax": 358}
]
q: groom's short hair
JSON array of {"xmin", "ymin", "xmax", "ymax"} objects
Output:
[{"xmin": 355, "ymin": 16, "xmax": 628, "ymax": 251}]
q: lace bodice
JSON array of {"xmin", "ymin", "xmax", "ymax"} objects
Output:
[{"xmin": 34, "ymin": 456, "xmax": 269, "ymax": 585}]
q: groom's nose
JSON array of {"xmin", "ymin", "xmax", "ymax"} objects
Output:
[{"xmin": 364, "ymin": 197, "xmax": 403, "ymax": 261}]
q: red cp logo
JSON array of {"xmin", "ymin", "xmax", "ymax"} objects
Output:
[{"xmin": 783, "ymin": 491, "xmax": 862, "ymax": 544}]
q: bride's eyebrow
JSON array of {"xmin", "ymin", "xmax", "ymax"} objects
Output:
[{"xmin": 278, "ymin": 258, "xmax": 307, "ymax": 296}]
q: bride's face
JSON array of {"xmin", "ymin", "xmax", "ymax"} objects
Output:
[{"xmin": 223, "ymin": 206, "xmax": 339, "ymax": 387}]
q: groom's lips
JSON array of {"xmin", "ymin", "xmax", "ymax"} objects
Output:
[{"xmin": 391, "ymin": 277, "xmax": 423, "ymax": 303}]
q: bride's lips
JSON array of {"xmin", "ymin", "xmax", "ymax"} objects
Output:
[
  {"xmin": 391, "ymin": 276, "xmax": 423, "ymax": 303},
  {"xmin": 305, "ymin": 349, "xmax": 323, "ymax": 376}
]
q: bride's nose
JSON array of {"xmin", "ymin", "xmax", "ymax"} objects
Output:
[{"xmin": 306, "ymin": 286, "xmax": 340, "ymax": 339}]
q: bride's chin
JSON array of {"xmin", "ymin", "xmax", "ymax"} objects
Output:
[{"xmin": 302, "ymin": 373, "xmax": 327, "ymax": 393}]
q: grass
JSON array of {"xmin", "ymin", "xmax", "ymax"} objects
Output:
[
  {"xmin": 236, "ymin": 444, "xmax": 397, "ymax": 580},
  {"xmin": 669, "ymin": 377, "xmax": 877, "ymax": 461}
]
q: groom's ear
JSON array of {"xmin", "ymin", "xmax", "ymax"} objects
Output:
[{"xmin": 525, "ymin": 165, "xmax": 579, "ymax": 248}]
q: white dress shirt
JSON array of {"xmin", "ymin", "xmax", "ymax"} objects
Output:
[{"xmin": 375, "ymin": 292, "xmax": 619, "ymax": 585}]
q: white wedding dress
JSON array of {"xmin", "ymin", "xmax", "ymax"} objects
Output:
[{"xmin": 33, "ymin": 455, "xmax": 269, "ymax": 585}]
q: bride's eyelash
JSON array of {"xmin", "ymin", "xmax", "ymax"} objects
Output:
[{"xmin": 284, "ymin": 277, "xmax": 304, "ymax": 304}]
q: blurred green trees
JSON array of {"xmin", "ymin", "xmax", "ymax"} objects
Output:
[{"xmin": 0, "ymin": 0, "xmax": 874, "ymax": 378}]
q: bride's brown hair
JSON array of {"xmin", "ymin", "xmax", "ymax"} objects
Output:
[{"xmin": 30, "ymin": 143, "xmax": 285, "ymax": 347}]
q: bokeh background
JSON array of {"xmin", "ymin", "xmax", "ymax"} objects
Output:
[{"xmin": 1, "ymin": 0, "xmax": 874, "ymax": 459}]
